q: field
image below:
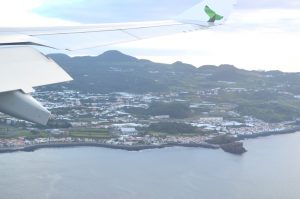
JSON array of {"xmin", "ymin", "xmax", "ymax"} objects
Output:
[
  {"xmin": 67, "ymin": 128, "xmax": 114, "ymax": 139},
  {"xmin": 0, "ymin": 126, "xmax": 48, "ymax": 139}
]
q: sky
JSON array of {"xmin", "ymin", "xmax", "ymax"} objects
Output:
[{"xmin": 0, "ymin": 0, "xmax": 300, "ymax": 72}]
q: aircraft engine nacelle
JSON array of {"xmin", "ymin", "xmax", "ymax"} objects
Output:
[{"xmin": 0, "ymin": 90, "xmax": 50, "ymax": 125}]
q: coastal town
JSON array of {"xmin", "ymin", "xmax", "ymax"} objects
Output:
[{"xmin": 1, "ymin": 87, "xmax": 299, "ymax": 154}]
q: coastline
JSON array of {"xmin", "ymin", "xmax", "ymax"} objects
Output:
[
  {"xmin": 1, "ymin": 126, "xmax": 299, "ymax": 154},
  {"xmin": 236, "ymin": 126, "xmax": 300, "ymax": 141},
  {"xmin": 0, "ymin": 142, "xmax": 219, "ymax": 154}
]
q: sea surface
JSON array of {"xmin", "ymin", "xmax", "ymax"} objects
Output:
[{"xmin": 1, "ymin": 133, "xmax": 300, "ymax": 199}]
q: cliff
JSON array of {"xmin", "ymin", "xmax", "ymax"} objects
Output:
[{"xmin": 221, "ymin": 142, "xmax": 247, "ymax": 155}]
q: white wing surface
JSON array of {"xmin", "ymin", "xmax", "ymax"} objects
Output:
[
  {"xmin": 0, "ymin": 0, "xmax": 236, "ymax": 125},
  {"xmin": 0, "ymin": 47, "xmax": 72, "ymax": 94},
  {"xmin": 0, "ymin": 0, "xmax": 236, "ymax": 51}
]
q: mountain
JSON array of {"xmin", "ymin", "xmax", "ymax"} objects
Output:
[{"xmin": 47, "ymin": 51, "xmax": 300, "ymax": 94}]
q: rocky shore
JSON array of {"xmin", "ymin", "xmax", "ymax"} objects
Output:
[
  {"xmin": 1, "ymin": 127, "xmax": 299, "ymax": 155},
  {"xmin": 205, "ymin": 127, "xmax": 300, "ymax": 155},
  {"xmin": 206, "ymin": 135, "xmax": 247, "ymax": 155},
  {"xmin": 220, "ymin": 142, "xmax": 247, "ymax": 154},
  {"xmin": 0, "ymin": 142, "xmax": 219, "ymax": 154}
]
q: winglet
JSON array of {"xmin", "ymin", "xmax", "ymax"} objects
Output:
[
  {"xmin": 176, "ymin": 0, "xmax": 237, "ymax": 25},
  {"xmin": 205, "ymin": 5, "xmax": 224, "ymax": 23}
]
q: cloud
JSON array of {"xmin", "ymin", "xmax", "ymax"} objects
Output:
[
  {"xmin": 224, "ymin": 8, "xmax": 300, "ymax": 33},
  {"xmin": 34, "ymin": 0, "xmax": 300, "ymax": 24},
  {"xmin": 238, "ymin": 0, "xmax": 300, "ymax": 9},
  {"xmin": 34, "ymin": 0, "xmax": 200, "ymax": 23},
  {"xmin": 0, "ymin": 0, "xmax": 76, "ymax": 27},
  {"xmin": 108, "ymin": 28, "xmax": 299, "ymax": 72},
  {"xmin": 105, "ymin": 6, "xmax": 300, "ymax": 72}
]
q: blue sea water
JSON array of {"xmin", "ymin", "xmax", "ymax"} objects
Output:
[{"xmin": 0, "ymin": 133, "xmax": 300, "ymax": 199}]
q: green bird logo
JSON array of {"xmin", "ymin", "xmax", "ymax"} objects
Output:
[{"xmin": 204, "ymin": 5, "xmax": 224, "ymax": 23}]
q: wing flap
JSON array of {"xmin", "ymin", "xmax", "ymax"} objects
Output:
[
  {"xmin": 124, "ymin": 23, "xmax": 203, "ymax": 40},
  {"xmin": 34, "ymin": 29, "xmax": 136, "ymax": 51},
  {"xmin": 0, "ymin": 46, "xmax": 72, "ymax": 93},
  {"xmin": 31, "ymin": 23, "xmax": 205, "ymax": 50}
]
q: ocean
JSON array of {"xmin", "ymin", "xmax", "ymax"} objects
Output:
[{"xmin": 0, "ymin": 133, "xmax": 300, "ymax": 199}]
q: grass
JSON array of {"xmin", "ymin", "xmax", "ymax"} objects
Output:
[
  {"xmin": 148, "ymin": 131, "xmax": 201, "ymax": 137},
  {"xmin": 67, "ymin": 128, "xmax": 113, "ymax": 139},
  {"xmin": 0, "ymin": 125, "xmax": 113, "ymax": 140},
  {"xmin": 0, "ymin": 129, "xmax": 48, "ymax": 139}
]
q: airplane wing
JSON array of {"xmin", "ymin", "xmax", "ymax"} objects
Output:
[{"xmin": 0, "ymin": 0, "xmax": 236, "ymax": 125}]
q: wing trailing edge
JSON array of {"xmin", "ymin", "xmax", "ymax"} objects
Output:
[
  {"xmin": 0, "ymin": 47, "xmax": 72, "ymax": 125},
  {"xmin": 0, "ymin": 46, "xmax": 72, "ymax": 93}
]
